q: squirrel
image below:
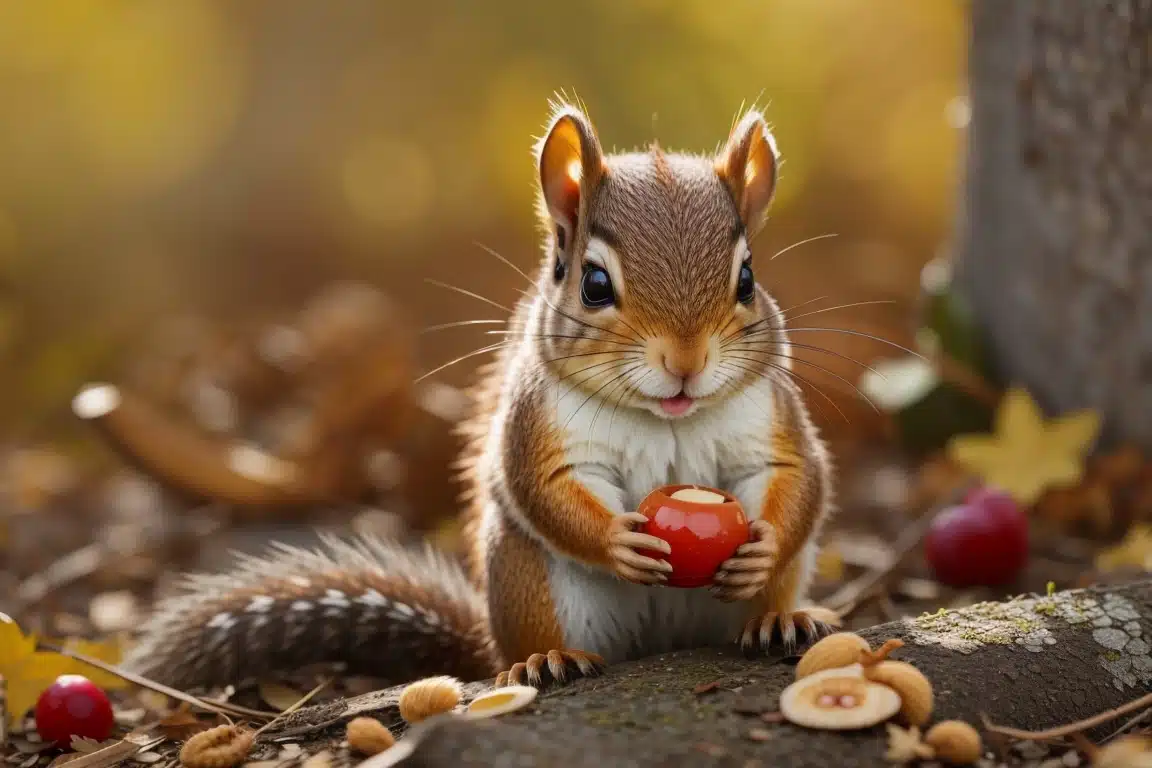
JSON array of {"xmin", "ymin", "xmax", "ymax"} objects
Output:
[{"xmin": 124, "ymin": 100, "xmax": 840, "ymax": 692}]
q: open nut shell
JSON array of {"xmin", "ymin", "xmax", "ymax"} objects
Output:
[{"xmin": 779, "ymin": 664, "xmax": 902, "ymax": 730}]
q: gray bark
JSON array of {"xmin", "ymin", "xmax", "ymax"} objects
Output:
[
  {"xmin": 266, "ymin": 582, "xmax": 1152, "ymax": 768},
  {"xmin": 955, "ymin": 1, "xmax": 1152, "ymax": 447}
]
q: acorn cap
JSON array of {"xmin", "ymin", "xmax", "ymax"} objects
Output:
[{"xmin": 779, "ymin": 664, "xmax": 902, "ymax": 730}]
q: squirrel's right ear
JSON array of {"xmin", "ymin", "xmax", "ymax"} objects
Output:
[{"xmin": 536, "ymin": 105, "xmax": 605, "ymax": 244}]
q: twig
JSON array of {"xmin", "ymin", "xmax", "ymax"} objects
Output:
[
  {"xmin": 824, "ymin": 478, "xmax": 975, "ymax": 616},
  {"xmin": 933, "ymin": 352, "xmax": 1002, "ymax": 408},
  {"xmin": 982, "ymin": 691, "xmax": 1152, "ymax": 741},
  {"xmin": 1101, "ymin": 705, "xmax": 1152, "ymax": 744},
  {"xmin": 38, "ymin": 642, "xmax": 275, "ymax": 720}
]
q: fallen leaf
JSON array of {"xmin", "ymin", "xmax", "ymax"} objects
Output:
[
  {"xmin": 70, "ymin": 737, "xmax": 119, "ymax": 754},
  {"xmin": 946, "ymin": 387, "xmax": 1100, "ymax": 505},
  {"xmin": 0, "ymin": 614, "xmax": 78, "ymax": 728},
  {"xmin": 885, "ymin": 723, "xmax": 933, "ymax": 763},
  {"xmin": 257, "ymin": 682, "xmax": 303, "ymax": 712},
  {"xmin": 47, "ymin": 734, "xmax": 161, "ymax": 768},
  {"xmin": 1096, "ymin": 525, "xmax": 1152, "ymax": 573},
  {"xmin": 158, "ymin": 709, "xmax": 209, "ymax": 741}
]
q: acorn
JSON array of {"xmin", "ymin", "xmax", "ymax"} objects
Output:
[
  {"xmin": 924, "ymin": 720, "xmax": 983, "ymax": 765},
  {"xmin": 794, "ymin": 632, "xmax": 872, "ymax": 679},
  {"xmin": 398, "ymin": 676, "xmax": 463, "ymax": 724},
  {"xmin": 346, "ymin": 717, "xmax": 396, "ymax": 755},
  {"xmin": 859, "ymin": 639, "xmax": 934, "ymax": 727},
  {"xmin": 779, "ymin": 664, "xmax": 902, "ymax": 730}
]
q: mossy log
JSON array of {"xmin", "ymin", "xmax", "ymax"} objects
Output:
[{"xmin": 267, "ymin": 581, "xmax": 1152, "ymax": 767}]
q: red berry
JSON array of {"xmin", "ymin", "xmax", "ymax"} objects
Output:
[
  {"xmin": 34, "ymin": 675, "xmax": 114, "ymax": 746},
  {"xmin": 925, "ymin": 487, "xmax": 1029, "ymax": 588},
  {"xmin": 636, "ymin": 485, "xmax": 750, "ymax": 588}
]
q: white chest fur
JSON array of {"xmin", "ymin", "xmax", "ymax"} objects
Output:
[{"xmin": 545, "ymin": 376, "xmax": 786, "ymax": 662}]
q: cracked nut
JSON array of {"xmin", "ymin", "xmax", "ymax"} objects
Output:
[
  {"xmin": 779, "ymin": 664, "xmax": 901, "ymax": 730},
  {"xmin": 924, "ymin": 721, "xmax": 982, "ymax": 765},
  {"xmin": 795, "ymin": 631, "xmax": 872, "ymax": 679},
  {"xmin": 860, "ymin": 639, "xmax": 934, "ymax": 726},
  {"xmin": 464, "ymin": 685, "xmax": 538, "ymax": 719}
]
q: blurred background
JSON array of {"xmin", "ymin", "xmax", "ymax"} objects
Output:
[{"xmin": 0, "ymin": 0, "xmax": 971, "ymax": 634}]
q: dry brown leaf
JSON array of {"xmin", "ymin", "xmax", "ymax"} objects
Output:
[
  {"xmin": 69, "ymin": 737, "xmax": 118, "ymax": 754},
  {"xmin": 48, "ymin": 734, "xmax": 162, "ymax": 768},
  {"xmin": 885, "ymin": 724, "xmax": 933, "ymax": 763},
  {"xmin": 158, "ymin": 710, "xmax": 210, "ymax": 741}
]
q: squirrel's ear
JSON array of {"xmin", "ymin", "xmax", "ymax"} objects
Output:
[
  {"xmin": 536, "ymin": 105, "xmax": 605, "ymax": 241},
  {"xmin": 716, "ymin": 109, "xmax": 779, "ymax": 238}
]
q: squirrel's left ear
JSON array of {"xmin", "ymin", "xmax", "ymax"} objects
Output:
[{"xmin": 716, "ymin": 109, "xmax": 779, "ymax": 238}]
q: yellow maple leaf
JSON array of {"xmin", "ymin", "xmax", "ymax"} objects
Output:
[
  {"xmin": 60, "ymin": 637, "xmax": 131, "ymax": 691},
  {"xmin": 945, "ymin": 387, "xmax": 1100, "ymax": 506},
  {"xmin": 1096, "ymin": 525, "xmax": 1152, "ymax": 573},
  {"xmin": 0, "ymin": 614, "xmax": 76, "ymax": 728}
]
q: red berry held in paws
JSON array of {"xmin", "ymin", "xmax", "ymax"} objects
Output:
[
  {"xmin": 34, "ymin": 675, "xmax": 114, "ymax": 745},
  {"xmin": 637, "ymin": 484, "xmax": 750, "ymax": 588},
  {"xmin": 925, "ymin": 487, "xmax": 1028, "ymax": 587}
]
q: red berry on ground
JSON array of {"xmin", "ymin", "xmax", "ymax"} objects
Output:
[
  {"xmin": 925, "ymin": 487, "xmax": 1029, "ymax": 588},
  {"xmin": 34, "ymin": 675, "xmax": 114, "ymax": 746}
]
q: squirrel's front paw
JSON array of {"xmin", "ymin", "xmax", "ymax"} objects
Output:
[
  {"xmin": 710, "ymin": 519, "xmax": 778, "ymax": 602},
  {"xmin": 606, "ymin": 512, "xmax": 672, "ymax": 585}
]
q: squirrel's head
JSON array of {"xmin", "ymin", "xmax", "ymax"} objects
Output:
[{"xmin": 532, "ymin": 101, "xmax": 787, "ymax": 420}]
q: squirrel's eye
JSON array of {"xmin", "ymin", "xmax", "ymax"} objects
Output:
[
  {"xmin": 736, "ymin": 261, "xmax": 755, "ymax": 304},
  {"xmin": 580, "ymin": 264, "xmax": 615, "ymax": 309},
  {"xmin": 554, "ymin": 256, "xmax": 566, "ymax": 282}
]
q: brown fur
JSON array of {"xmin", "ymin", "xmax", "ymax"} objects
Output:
[{"xmin": 485, "ymin": 514, "xmax": 565, "ymax": 666}]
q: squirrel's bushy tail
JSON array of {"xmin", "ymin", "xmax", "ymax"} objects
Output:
[{"xmin": 125, "ymin": 533, "xmax": 498, "ymax": 691}]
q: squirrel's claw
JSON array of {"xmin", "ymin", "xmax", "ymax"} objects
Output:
[
  {"xmin": 738, "ymin": 608, "xmax": 841, "ymax": 658},
  {"xmin": 709, "ymin": 519, "xmax": 778, "ymax": 601},
  {"xmin": 607, "ymin": 513, "xmax": 672, "ymax": 585},
  {"xmin": 494, "ymin": 648, "xmax": 606, "ymax": 690}
]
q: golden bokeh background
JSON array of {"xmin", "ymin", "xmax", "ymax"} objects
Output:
[{"xmin": 0, "ymin": 0, "xmax": 968, "ymax": 440}]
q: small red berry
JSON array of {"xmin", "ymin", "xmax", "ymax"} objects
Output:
[
  {"xmin": 34, "ymin": 675, "xmax": 114, "ymax": 746},
  {"xmin": 925, "ymin": 487, "xmax": 1029, "ymax": 588}
]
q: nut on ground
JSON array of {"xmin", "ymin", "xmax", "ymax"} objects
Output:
[
  {"xmin": 346, "ymin": 717, "xmax": 395, "ymax": 755},
  {"xmin": 398, "ymin": 675, "xmax": 463, "ymax": 724},
  {"xmin": 795, "ymin": 632, "xmax": 872, "ymax": 679},
  {"xmin": 924, "ymin": 720, "xmax": 982, "ymax": 765}
]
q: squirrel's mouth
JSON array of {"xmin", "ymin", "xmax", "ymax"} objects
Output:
[{"xmin": 659, "ymin": 392, "xmax": 695, "ymax": 416}]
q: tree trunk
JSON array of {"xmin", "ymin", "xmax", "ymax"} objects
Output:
[
  {"xmin": 955, "ymin": 0, "xmax": 1152, "ymax": 447},
  {"xmin": 269, "ymin": 582, "xmax": 1152, "ymax": 768}
]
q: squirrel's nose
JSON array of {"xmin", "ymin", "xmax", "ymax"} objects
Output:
[{"xmin": 661, "ymin": 348, "xmax": 708, "ymax": 381}]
